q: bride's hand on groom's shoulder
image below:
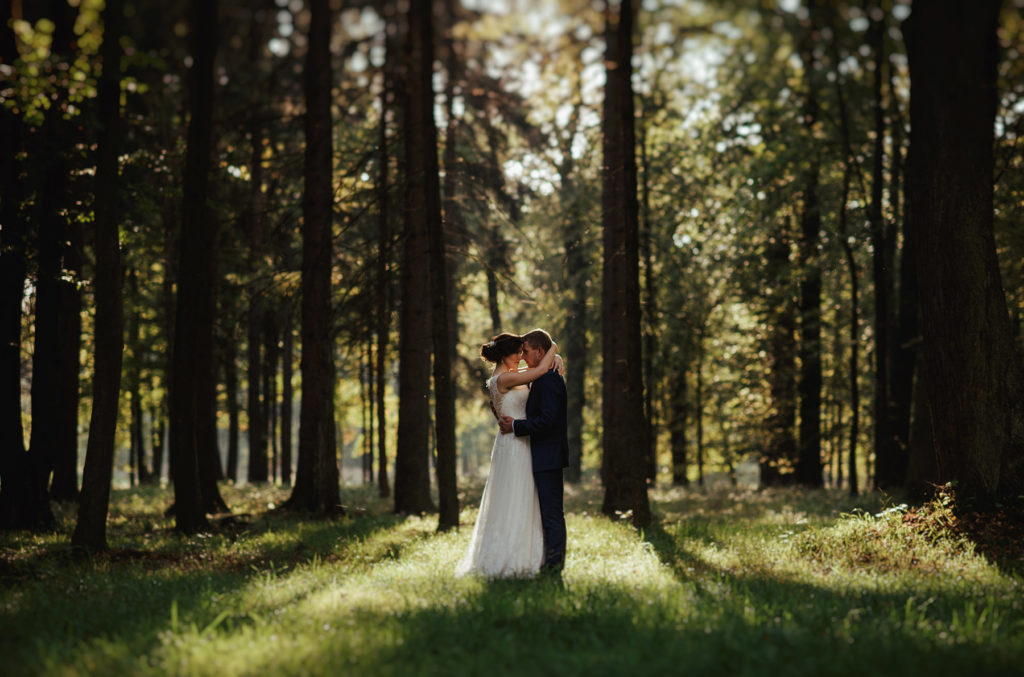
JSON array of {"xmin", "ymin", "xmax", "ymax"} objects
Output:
[{"xmin": 552, "ymin": 353, "xmax": 565, "ymax": 376}]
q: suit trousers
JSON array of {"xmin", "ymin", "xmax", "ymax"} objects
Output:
[{"xmin": 533, "ymin": 468, "xmax": 566, "ymax": 570}]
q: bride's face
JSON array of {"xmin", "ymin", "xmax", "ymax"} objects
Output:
[{"xmin": 502, "ymin": 348, "xmax": 523, "ymax": 370}]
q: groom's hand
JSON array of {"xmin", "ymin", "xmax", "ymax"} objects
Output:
[{"xmin": 499, "ymin": 415, "xmax": 514, "ymax": 435}]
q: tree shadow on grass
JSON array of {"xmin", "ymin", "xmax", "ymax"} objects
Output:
[
  {"xmin": 0, "ymin": 511, "xmax": 414, "ymax": 674},
  {"xmin": 299, "ymin": 563, "xmax": 1023, "ymax": 677}
]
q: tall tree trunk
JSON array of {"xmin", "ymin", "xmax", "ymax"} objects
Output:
[
  {"xmin": 48, "ymin": 0, "xmax": 84, "ymax": 501},
  {"xmin": 393, "ymin": 1, "xmax": 437, "ymax": 517},
  {"xmin": 889, "ymin": 64, "xmax": 916, "ymax": 484},
  {"xmin": 600, "ymin": 0, "xmax": 651, "ymax": 529},
  {"xmin": 280, "ymin": 301, "xmax": 294, "ymax": 485},
  {"xmin": 287, "ymin": 0, "xmax": 341, "ymax": 514},
  {"xmin": 375, "ymin": 25, "xmax": 392, "ymax": 499},
  {"xmin": 830, "ymin": 31, "xmax": 861, "ymax": 496},
  {"xmin": 795, "ymin": 6, "xmax": 824, "ymax": 488},
  {"xmin": 264, "ymin": 312, "xmax": 279, "ymax": 483},
  {"xmin": 638, "ymin": 116, "xmax": 657, "ymax": 484},
  {"xmin": 50, "ymin": 204, "xmax": 83, "ymax": 502},
  {"xmin": 72, "ymin": 0, "xmax": 125, "ymax": 550},
  {"xmin": 127, "ymin": 270, "xmax": 150, "ymax": 485},
  {"xmin": 903, "ymin": 0, "xmax": 1024, "ymax": 504},
  {"xmin": 869, "ymin": 9, "xmax": 900, "ymax": 489},
  {"xmin": 762, "ymin": 218, "xmax": 797, "ymax": 485},
  {"xmin": 26, "ymin": 0, "xmax": 80, "ymax": 527},
  {"xmin": 441, "ymin": 0, "xmax": 463, "ymax": 435},
  {"xmin": 246, "ymin": 11, "xmax": 268, "ymax": 483},
  {"xmin": 156, "ymin": 195, "xmax": 176, "ymax": 485},
  {"xmin": 0, "ymin": 0, "xmax": 30, "ymax": 528},
  {"xmin": 408, "ymin": 0, "xmax": 457, "ymax": 529},
  {"xmin": 562, "ymin": 181, "xmax": 588, "ymax": 485},
  {"xmin": 669, "ymin": 366, "xmax": 688, "ymax": 486},
  {"xmin": 169, "ymin": 0, "xmax": 218, "ymax": 534},
  {"xmin": 838, "ymin": 187, "xmax": 861, "ymax": 497},
  {"xmin": 225, "ymin": 331, "xmax": 240, "ymax": 483}
]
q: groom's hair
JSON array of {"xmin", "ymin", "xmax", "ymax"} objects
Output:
[{"xmin": 521, "ymin": 329, "xmax": 552, "ymax": 353}]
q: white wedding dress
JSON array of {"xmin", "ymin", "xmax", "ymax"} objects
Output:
[{"xmin": 455, "ymin": 376, "xmax": 544, "ymax": 578}]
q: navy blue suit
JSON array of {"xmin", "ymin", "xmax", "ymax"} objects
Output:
[{"xmin": 512, "ymin": 370, "xmax": 568, "ymax": 571}]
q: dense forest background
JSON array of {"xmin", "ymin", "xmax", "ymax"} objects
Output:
[{"xmin": 1, "ymin": 0, "xmax": 1022, "ymax": 545}]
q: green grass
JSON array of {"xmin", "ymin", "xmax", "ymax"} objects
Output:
[{"xmin": 1, "ymin": 484, "xmax": 1022, "ymax": 676}]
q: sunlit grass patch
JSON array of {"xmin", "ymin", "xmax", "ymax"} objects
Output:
[{"xmin": 2, "ymin": 484, "xmax": 1023, "ymax": 676}]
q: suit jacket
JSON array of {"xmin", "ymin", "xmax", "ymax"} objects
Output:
[{"xmin": 512, "ymin": 370, "xmax": 569, "ymax": 472}]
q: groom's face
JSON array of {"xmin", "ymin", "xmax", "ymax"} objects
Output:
[{"xmin": 522, "ymin": 342, "xmax": 545, "ymax": 368}]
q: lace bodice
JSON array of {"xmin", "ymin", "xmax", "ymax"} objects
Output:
[{"xmin": 488, "ymin": 376, "xmax": 529, "ymax": 419}]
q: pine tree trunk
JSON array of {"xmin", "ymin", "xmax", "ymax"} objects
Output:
[
  {"xmin": 563, "ymin": 210, "xmax": 588, "ymax": 484},
  {"xmin": 72, "ymin": 0, "xmax": 125, "ymax": 550},
  {"xmin": 762, "ymin": 218, "xmax": 797, "ymax": 485},
  {"xmin": 599, "ymin": 0, "xmax": 651, "ymax": 529},
  {"xmin": 903, "ymin": 0, "xmax": 1024, "ymax": 504},
  {"xmin": 264, "ymin": 312, "xmax": 279, "ymax": 483},
  {"xmin": 288, "ymin": 0, "xmax": 341, "ymax": 514},
  {"xmin": 0, "ymin": 0, "xmax": 29, "ymax": 528},
  {"xmin": 669, "ymin": 368, "xmax": 688, "ymax": 486},
  {"xmin": 375, "ymin": 26, "xmax": 392, "ymax": 499},
  {"xmin": 416, "ymin": 0, "xmax": 458, "ymax": 531},
  {"xmin": 889, "ymin": 69, "xmax": 916, "ymax": 483},
  {"xmin": 225, "ymin": 332, "xmax": 240, "ymax": 483},
  {"xmin": 869, "ymin": 10, "xmax": 901, "ymax": 489},
  {"xmin": 393, "ymin": 0, "xmax": 438, "ymax": 517},
  {"xmin": 795, "ymin": 6, "xmax": 824, "ymax": 488},
  {"xmin": 127, "ymin": 274, "xmax": 149, "ymax": 486},
  {"xmin": 280, "ymin": 302, "xmax": 294, "ymax": 485},
  {"xmin": 639, "ymin": 118, "xmax": 658, "ymax": 484},
  {"xmin": 246, "ymin": 29, "xmax": 268, "ymax": 482},
  {"xmin": 169, "ymin": 0, "xmax": 218, "ymax": 534},
  {"xmin": 27, "ymin": 0, "xmax": 79, "ymax": 526}
]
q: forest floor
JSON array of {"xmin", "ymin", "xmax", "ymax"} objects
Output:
[{"xmin": 1, "ymin": 482, "xmax": 1022, "ymax": 676}]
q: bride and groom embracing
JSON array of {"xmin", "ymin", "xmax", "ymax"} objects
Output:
[{"xmin": 455, "ymin": 329, "xmax": 569, "ymax": 580}]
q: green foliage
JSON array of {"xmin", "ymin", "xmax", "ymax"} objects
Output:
[{"xmin": 1, "ymin": 485, "xmax": 1021, "ymax": 675}]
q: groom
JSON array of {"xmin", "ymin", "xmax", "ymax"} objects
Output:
[{"xmin": 498, "ymin": 328, "xmax": 569, "ymax": 575}]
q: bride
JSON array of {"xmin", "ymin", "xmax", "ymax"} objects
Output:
[{"xmin": 455, "ymin": 332, "xmax": 560, "ymax": 579}]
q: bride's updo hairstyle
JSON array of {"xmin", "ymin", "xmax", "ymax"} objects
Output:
[{"xmin": 480, "ymin": 332, "xmax": 523, "ymax": 363}]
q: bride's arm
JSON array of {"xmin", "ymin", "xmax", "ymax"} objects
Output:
[{"xmin": 496, "ymin": 342, "xmax": 558, "ymax": 390}]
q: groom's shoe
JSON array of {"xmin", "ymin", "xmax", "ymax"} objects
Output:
[{"xmin": 538, "ymin": 564, "xmax": 564, "ymax": 587}]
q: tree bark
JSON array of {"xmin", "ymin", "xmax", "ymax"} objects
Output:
[
  {"xmin": 415, "ymin": 0, "xmax": 458, "ymax": 532},
  {"xmin": 287, "ymin": 0, "xmax": 341, "ymax": 514},
  {"xmin": 868, "ymin": 9, "xmax": 901, "ymax": 490},
  {"xmin": 224, "ymin": 330, "xmax": 240, "ymax": 483},
  {"xmin": 127, "ymin": 270, "xmax": 150, "ymax": 485},
  {"xmin": 0, "ymin": 0, "xmax": 29, "ymax": 528},
  {"xmin": 639, "ymin": 115, "xmax": 658, "ymax": 484},
  {"xmin": 829, "ymin": 29, "xmax": 862, "ymax": 495},
  {"xmin": 393, "ymin": 0, "xmax": 438, "ymax": 517},
  {"xmin": 25, "ymin": 0, "xmax": 80, "ymax": 527},
  {"xmin": 280, "ymin": 301, "xmax": 294, "ymax": 485},
  {"xmin": 889, "ymin": 60, "xmax": 917, "ymax": 487},
  {"xmin": 169, "ymin": 0, "xmax": 219, "ymax": 534},
  {"xmin": 599, "ymin": 0, "xmax": 651, "ymax": 529},
  {"xmin": 560, "ymin": 126, "xmax": 588, "ymax": 486},
  {"xmin": 669, "ymin": 367, "xmax": 688, "ymax": 486},
  {"xmin": 375, "ymin": 17, "xmax": 393, "ymax": 499},
  {"xmin": 246, "ymin": 11, "xmax": 268, "ymax": 483},
  {"xmin": 762, "ymin": 218, "xmax": 797, "ymax": 485},
  {"xmin": 72, "ymin": 0, "xmax": 125, "ymax": 550},
  {"xmin": 795, "ymin": 4, "xmax": 824, "ymax": 488},
  {"xmin": 903, "ymin": 0, "xmax": 1024, "ymax": 505}
]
